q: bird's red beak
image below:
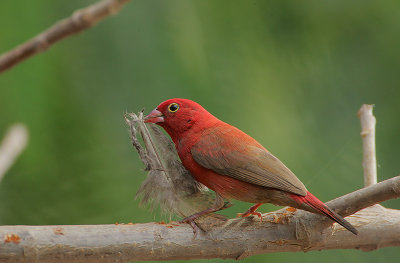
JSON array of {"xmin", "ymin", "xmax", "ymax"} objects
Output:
[{"xmin": 144, "ymin": 109, "xmax": 164, "ymax": 123}]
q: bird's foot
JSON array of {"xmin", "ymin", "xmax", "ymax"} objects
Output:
[
  {"xmin": 178, "ymin": 194, "xmax": 226, "ymax": 238},
  {"xmin": 179, "ymin": 215, "xmax": 201, "ymax": 238},
  {"xmin": 237, "ymin": 203, "xmax": 263, "ymax": 221},
  {"xmin": 271, "ymin": 207, "xmax": 297, "ymax": 223},
  {"xmin": 237, "ymin": 211, "xmax": 263, "ymax": 221}
]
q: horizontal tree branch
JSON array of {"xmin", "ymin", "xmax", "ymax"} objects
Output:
[
  {"xmin": 0, "ymin": 0, "xmax": 131, "ymax": 74},
  {"xmin": 1, "ymin": 176, "xmax": 399, "ymax": 262}
]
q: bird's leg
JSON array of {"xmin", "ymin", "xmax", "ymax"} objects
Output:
[
  {"xmin": 237, "ymin": 203, "xmax": 263, "ymax": 221},
  {"xmin": 179, "ymin": 193, "xmax": 226, "ymax": 237}
]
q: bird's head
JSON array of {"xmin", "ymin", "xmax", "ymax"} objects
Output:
[{"xmin": 144, "ymin": 98, "xmax": 215, "ymax": 138}]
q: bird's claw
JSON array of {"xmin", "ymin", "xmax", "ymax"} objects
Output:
[
  {"xmin": 179, "ymin": 216, "xmax": 201, "ymax": 238},
  {"xmin": 237, "ymin": 211, "xmax": 263, "ymax": 221}
]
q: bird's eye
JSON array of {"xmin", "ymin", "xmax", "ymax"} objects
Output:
[{"xmin": 168, "ymin": 103, "xmax": 179, "ymax": 113}]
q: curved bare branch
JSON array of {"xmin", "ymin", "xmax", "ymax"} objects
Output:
[{"xmin": 0, "ymin": 0, "xmax": 131, "ymax": 74}]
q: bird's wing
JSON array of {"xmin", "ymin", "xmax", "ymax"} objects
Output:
[{"xmin": 191, "ymin": 126, "xmax": 307, "ymax": 196}]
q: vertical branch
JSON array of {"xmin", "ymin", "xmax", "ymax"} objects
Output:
[
  {"xmin": 357, "ymin": 104, "xmax": 377, "ymax": 187},
  {"xmin": 0, "ymin": 124, "xmax": 29, "ymax": 182}
]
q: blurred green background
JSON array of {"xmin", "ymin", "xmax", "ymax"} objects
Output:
[{"xmin": 0, "ymin": 0, "xmax": 399, "ymax": 262}]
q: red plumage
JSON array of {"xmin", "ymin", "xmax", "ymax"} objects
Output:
[{"xmin": 145, "ymin": 98, "xmax": 357, "ymax": 235}]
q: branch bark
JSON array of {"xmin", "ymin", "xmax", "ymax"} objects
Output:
[
  {"xmin": 0, "ymin": 0, "xmax": 131, "ymax": 74},
  {"xmin": 0, "ymin": 176, "xmax": 399, "ymax": 262},
  {"xmin": 358, "ymin": 104, "xmax": 377, "ymax": 187}
]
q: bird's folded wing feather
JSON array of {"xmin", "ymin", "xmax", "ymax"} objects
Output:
[{"xmin": 191, "ymin": 126, "xmax": 307, "ymax": 196}]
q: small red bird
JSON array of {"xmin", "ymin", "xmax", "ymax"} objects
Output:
[{"xmin": 145, "ymin": 98, "xmax": 357, "ymax": 235}]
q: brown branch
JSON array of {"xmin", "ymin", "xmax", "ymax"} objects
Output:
[
  {"xmin": 300, "ymin": 175, "xmax": 400, "ymax": 231},
  {"xmin": 327, "ymin": 176, "xmax": 400, "ymax": 216},
  {"xmin": 0, "ymin": 0, "xmax": 131, "ymax": 74},
  {"xmin": 358, "ymin": 104, "xmax": 377, "ymax": 187},
  {"xmin": 0, "ymin": 176, "xmax": 399, "ymax": 262}
]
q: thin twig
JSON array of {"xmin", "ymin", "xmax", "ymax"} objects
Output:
[
  {"xmin": 0, "ymin": 0, "xmax": 131, "ymax": 74},
  {"xmin": 358, "ymin": 104, "xmax": 377, "ymax": 187},
  {"xmin": 0, "ymin": 124, "xmax": 28, "ymax": 182}
]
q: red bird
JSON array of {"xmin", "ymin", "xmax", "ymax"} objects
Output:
[{"xmin": 145, "ymin": 98, "xmax": 358, "ymax": 235}]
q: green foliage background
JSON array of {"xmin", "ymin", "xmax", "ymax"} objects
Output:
[{"xmin": 0, "ymin": 0, "xmax": 399, "ymax": 262}]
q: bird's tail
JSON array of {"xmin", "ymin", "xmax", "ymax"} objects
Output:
[{"xmin": 290, "ymin": 191, "xmax": 358, "ymax": 235}]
